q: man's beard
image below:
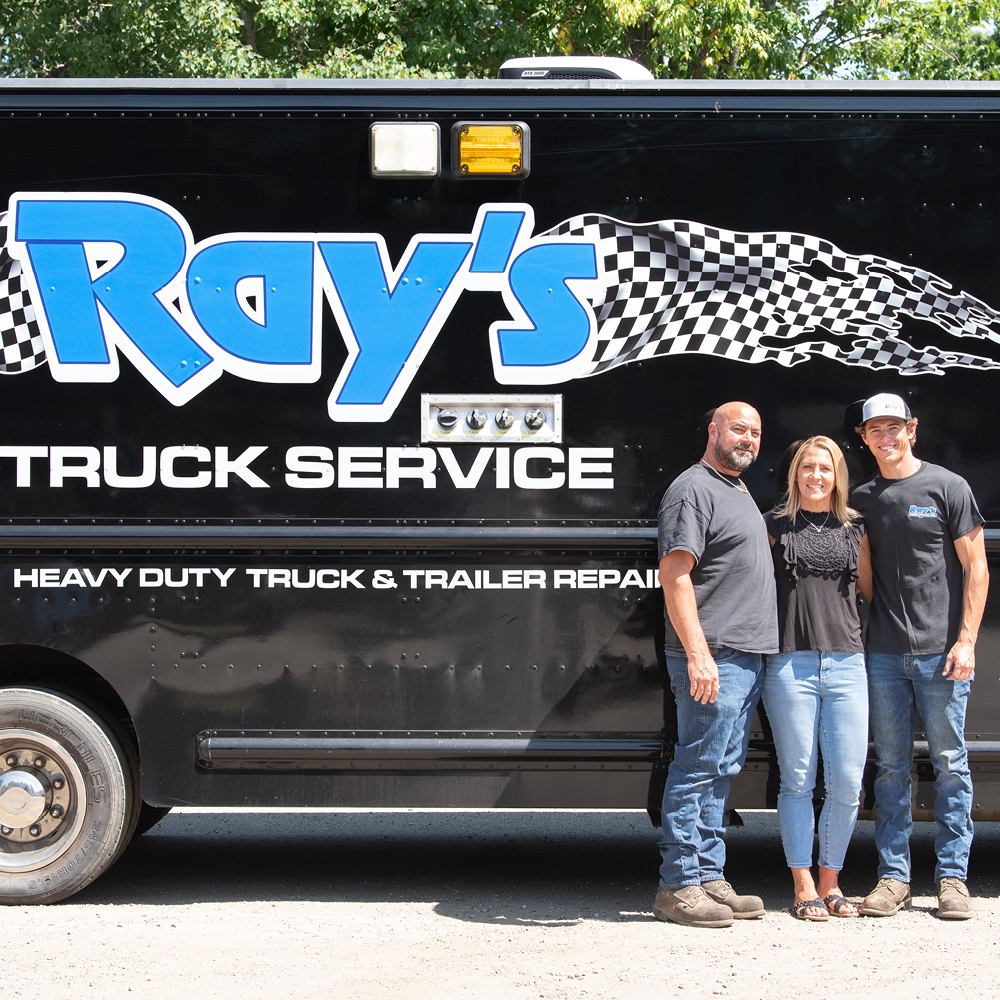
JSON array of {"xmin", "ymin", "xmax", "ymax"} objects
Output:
[{"xmin": 715, "ymin": 441, "xmax": 756, "ymax": 473}]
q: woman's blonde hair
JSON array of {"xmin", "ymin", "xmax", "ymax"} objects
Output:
[{"xmin": 772, "ymin": 435, "xmax": 859, "ymax": 526}]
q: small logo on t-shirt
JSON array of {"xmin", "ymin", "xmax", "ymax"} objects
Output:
[{"xmin": 908, "ymin": 504, "xmax": 939, "ymax": 518}]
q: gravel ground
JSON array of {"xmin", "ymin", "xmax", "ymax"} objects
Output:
[{"xmin": 3, "ymin": 809, "xmax": 998, "ymax": 999}]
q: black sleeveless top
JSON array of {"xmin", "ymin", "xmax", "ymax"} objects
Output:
[{"xmin": 764, "ymin": 509, "xmax": 865, "ymax": 654}]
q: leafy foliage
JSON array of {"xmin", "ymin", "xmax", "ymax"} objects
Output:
[
  {"xmin": 0, "ymin": 0, "xmax": 998, "ymax": 79},
  {"xmin": 850, "ymin": 2, "xmax": 1000, "ymax": 80},
  {"xmin": 562, "ymin": 1, "xmax": 1000, "ymax": 80}
]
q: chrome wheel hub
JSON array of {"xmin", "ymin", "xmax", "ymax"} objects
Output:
[
  {"xmin": 0, "ymin": 730, "xmax": 86, "ymax": 872},
  {"xmin": 0, "ymin": 767, "xmax": 48, "ymax": 828}
]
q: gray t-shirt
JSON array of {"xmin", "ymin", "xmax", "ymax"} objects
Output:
[
  {"xmin": 851, "ymin": 461, "xmax": 984, "ymax": 655},
  {"xmin": 658, "ymin": 463, "xmax": 778, "ymax": 654}
]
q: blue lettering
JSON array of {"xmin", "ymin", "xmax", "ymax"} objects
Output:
[
  {"xmin": 469, "ymin": 211, "xmax": 525, "ymax": 273},
  {"xmin": 320, "ymin": 240, "xmax": 471, "ymax": 405},
  {"xmin": 9, "ymin": 196, "xmax": 605, "ymax": 419},
  {"xmin": 496, "ymin": 243, "xmax": 598, "ymax": 367},
  {"xmin": 15, "ymin": 199, "xmax": 212, "ymax": 386},
  {"xmin": 187, "ymin": 241, "xmax": 314, "ymax": 364},
  {"xmin": 23, "ymin": 242, "xmax": 109, "ymax": 364}
]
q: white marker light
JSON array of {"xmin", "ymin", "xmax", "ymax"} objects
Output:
[{"xmin": 370, "ymin": 122, "xmax": 440, "ymax": 178}]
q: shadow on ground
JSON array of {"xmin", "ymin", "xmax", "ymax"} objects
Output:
[{"xmin": 73, "ymin": 810, "xmax": 1000, "ymax": 920}]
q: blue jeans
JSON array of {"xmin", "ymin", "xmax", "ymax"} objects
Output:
[
  {"xmin": 867, "ymin": 652, "xmax": 973, "ymax": 882},
  {"xmin": 762, "ymin": 651, "xmax": 868, "ymax": 871},
  {"xmin": 658, "ymin": 648, "xmax": 765, "ymax": 888}
]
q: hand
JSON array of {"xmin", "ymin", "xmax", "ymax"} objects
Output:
[
  {"xmin": 687, "ymin": 652, "xmax": 720, "ymax": 704},
  {"xmin": 943, "ymin": 638, "xmax": 976, "ymax": 681}
]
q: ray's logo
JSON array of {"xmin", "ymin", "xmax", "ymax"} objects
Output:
[{"xmin": 6, "ymin": 194, "xmax": 600, "ymax": 421}]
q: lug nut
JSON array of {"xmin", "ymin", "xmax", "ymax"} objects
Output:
[
  {"xmin": 33, "ymin": 757, "xmax": 46, "ymax": 769},
  {"xmin": 466, "ymin": 409, "xmax": 487, "ymax": 430},
  {"xmin": 52, "ymin": 777, "xmax": 65, "ymax": 790},
  {"xmin": 0, "ymin": 826, "xmax": 11, "ymax": 836},
  {"xmin": 50, "ymin": 805, "xmax": 64, "ymax": 819},
  {"xmin": 495, "ymin": 408, "xmax": 515, "ymax": 429},
  {"xmin": 29, "ymin": 825, "xmax": 42, "ymax": 837},
  {"xmin": 524, "ymin": 408, "xmax": 546, "ymax": 430},
  {"xmin": 436, "ymin": 408, "xmax": 458, "ymax": 429},
  {"xmin": 4, "ymin": 755, "xmax": 16, "ymax": 767}
]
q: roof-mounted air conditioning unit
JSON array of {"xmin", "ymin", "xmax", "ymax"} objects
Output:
[{"xmin": 498, "ymin": 56, "xmax": 654, "ymax": 81}]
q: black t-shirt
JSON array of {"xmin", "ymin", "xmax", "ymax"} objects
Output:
[
  {"xmin": 764, "ymin": 510, "xmax": 865, "ymax": 654},
  {"xmin": 657, "ymin": 463, "xmax": 778, "ymax": 654},
  {"xmin": 851, "ymin": 461, "xmax": 984, "ymax": 655}
]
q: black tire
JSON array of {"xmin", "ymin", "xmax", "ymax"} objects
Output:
[
  {"xmin": 0, "ymin": 687, "xmax": 139, "ymax": 904},
  {"xmin": 134, "ymin": 803, "xmax": 172, "ymax": 837}
]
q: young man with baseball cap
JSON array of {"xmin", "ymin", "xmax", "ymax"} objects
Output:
[{"xmin": 853, "ymin": 393, "xmax": 989, "ymax": 919}]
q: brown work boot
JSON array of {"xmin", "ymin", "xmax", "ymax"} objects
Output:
[
  {"xmin": 936, "ymin": 878, "xmax": 973, "ymax": 920},
  {"xmin": 859, "ymin": 878, "xmax": 912, "ymax": 917},
  {"xmin": 701, "ymin": 879, "xmax": 765, "ymax": 918},
  {"xmin": 654, "ymin": 885, "xmax": 734, "ymax": 928}
]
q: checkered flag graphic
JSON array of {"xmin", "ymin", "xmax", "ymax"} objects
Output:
[
  {"xmin": 0, "ymin": 213, "xmax": 46, "ymax": 375},
  {"xmin": 545, "ymin": 215, "xmax": 1000, "ymax": 377}
]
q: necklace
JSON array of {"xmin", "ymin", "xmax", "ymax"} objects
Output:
[
  {"xmin": 801, "ymin": 509, "xmax": 831, "ymax": 533},
  {"xmin": 699, "ymin": 460, "xmax": 749, "ymax": 494}
]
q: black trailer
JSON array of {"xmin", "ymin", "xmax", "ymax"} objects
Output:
[{"xmin": 1, "ymin": 75, "xmax": 998, "ymax": 903}]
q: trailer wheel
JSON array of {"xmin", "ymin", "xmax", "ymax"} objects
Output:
[{"xmin": 0, "ymin": 687, "xmax": 138, "ymax": 904}]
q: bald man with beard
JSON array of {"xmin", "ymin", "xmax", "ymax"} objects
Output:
[{"xmin": 653, "ymin": 402, "xmax": 778, "ymax": 928}]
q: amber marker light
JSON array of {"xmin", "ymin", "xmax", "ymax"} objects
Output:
[{"xmin": 451, "ymin": 122, "xmax": 531, "ymax": 179}]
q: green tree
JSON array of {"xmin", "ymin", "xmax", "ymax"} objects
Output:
[
  {"xmin": 0, "ymin": 0, "xmax": 998, "ymax": 79},
  {"xmin": 850, "ymin": 2, "xmax": 1000, "ymax": 79},
  {"xmin": 0, "ymin": 0, "xmax": 584, "ymax": 78},
  {"xmin": 560, "ymin": 1, "xmax": 1000, "ymax": 80}
]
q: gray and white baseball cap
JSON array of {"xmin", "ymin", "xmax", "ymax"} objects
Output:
[{"xmin": 862, "ymin": 392, "xmax": 912, "ymax": 423}]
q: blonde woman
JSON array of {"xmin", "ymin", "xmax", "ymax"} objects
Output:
[{"xmin": 763, "ymin": 436, "xmax": 871, "ymax": 921}]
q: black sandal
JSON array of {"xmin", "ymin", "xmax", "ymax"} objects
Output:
[
  {"xmin": 824, "ymin": 893, "xmax": 860, "ymax": 917},
  {"xmin": 792, "ymin": 897, "xmax": 829, "ymax": 921}
]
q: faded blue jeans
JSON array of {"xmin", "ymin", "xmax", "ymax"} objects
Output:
[
  {"xmin": 658, "ymin": 648, "xmax": 765, "ymax": 888},
  {"xmin": 867, "ymin": 652, "xmax": 974, "ymax": 882},
  {"xmin": 762, "ymin": 651, "xmax": 868, "ymax": 871}
]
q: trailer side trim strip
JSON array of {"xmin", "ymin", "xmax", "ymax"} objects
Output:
[{"xmin": 196, "ymin": 731, "xmax": 666, "ymax": 772}]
